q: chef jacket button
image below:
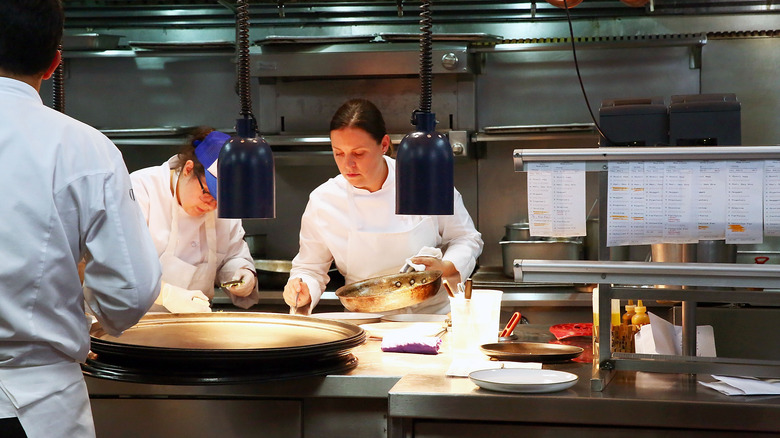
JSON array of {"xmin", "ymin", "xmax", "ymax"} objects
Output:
[{"xmin": 191, "ymin": 242, "xmax": 198, "ymax": 247}]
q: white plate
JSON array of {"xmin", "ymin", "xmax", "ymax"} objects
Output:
[
  {"xmin": 468, "ymin": 368, "xmax": 578, "ymax": 394},
  {"xmin": 380, "ymin": 313, "xmax": 448, "ymax": 323},
  {"xmin": 359, "ymin": 322, "xmax": 445, "ymax": 339},
  {"xmin": 310, "ymin": 312, "xmax": 383, "ymax": 325}
]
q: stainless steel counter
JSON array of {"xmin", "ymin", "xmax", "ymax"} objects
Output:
[
  {"xmin": 86, "ymin": 323, "xmax": 780, "ymax": 437},
  {"xmin": 388, "ymin": 368, "xmax": 780, "ymax": 436}
]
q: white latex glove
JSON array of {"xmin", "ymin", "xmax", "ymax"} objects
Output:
[
  {"xmin": 402, "ymin": 247, "xmax": 443, "ymax": 272},
  {"xmin": 158, "ymin": 283, "xmax": 212, "ymax": 313},
  {"xmin": 225, "ymin": 269, "xmax": 256, "ymax": 297}
]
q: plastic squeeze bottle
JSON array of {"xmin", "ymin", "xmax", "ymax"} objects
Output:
[
  {"xmin": 631, "ymin": 300, "xmax": 650, "ymax": 326},
  {"xmin": 622, "ymin": 300, "xmax": 636, "ymax": 326}
]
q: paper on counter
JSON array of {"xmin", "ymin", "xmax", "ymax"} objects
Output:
[
  {"xmin": 446, "ymin": 356, "xmax": 541, "ymax": 377},
  {"xmin": 700, "ymin": 375, "xmax": 780, "ymax": 396},
  {"xmin": 634, "ymin": 312, "xmax": 716, "ymax": 357}
]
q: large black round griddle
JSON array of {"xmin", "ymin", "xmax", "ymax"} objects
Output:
[{"xmin": 84, "ymin": 312, "xmax": 365, "ymax": 384}]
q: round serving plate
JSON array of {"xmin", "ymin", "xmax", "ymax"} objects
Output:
[{"xmin": 469, "ymin": 368, "xmax": 578, "ymax": 394}]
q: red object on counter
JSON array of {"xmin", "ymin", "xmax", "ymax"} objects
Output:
[
  {"xmin": 549, "ymin": 323, "xmax": 593, "ymax": 340},
  {"xmin": 500, "ymin": 312, "xmax": 522, "ymax": 338},
  {"xmin": 755, "ymin": 256, "xmax": 770, "ymax": 264},
  {"xmin": 550, "ymin": 337, "xmax": 592, "ymax": 363}
]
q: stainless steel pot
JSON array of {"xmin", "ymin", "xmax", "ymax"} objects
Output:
[
  {"xmin": 254, "ymin": 259, "xmax": 293, "ymax": 290},
  {"xmin": 504, "ymin": 223, "xmax": 532, "ymax": 241},
  {"xmin": 335, "ymin": 270, "xmax": 442, "ymax": 313},
  {"xmin": 254, "ymin": 259, "xmax": 343, "ymax": 290}
]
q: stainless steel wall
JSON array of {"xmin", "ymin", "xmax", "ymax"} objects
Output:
[{"xmin": 42, "ymin": 10, "xmax": 779, "ymax": 267}]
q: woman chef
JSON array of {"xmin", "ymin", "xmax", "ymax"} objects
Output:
[
  {"xmin": 130, "ymin": 127, "xmax": 259, "ymax": 312},
  {"xmin": 283, "ymin": 99, "xmax": 483, "ymax": 315}
]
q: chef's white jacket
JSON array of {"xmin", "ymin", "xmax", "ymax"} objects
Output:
[
  {"xmin": 0, "ymin": 77, "xmax": 162, "ymax": 437},
  {"xmin": 130, "ymin": 157, "xmax": 259, "ymax": 308},
  {"xmin": 290, "ymin": 155, "xmax": 483, "ymax": 313}
]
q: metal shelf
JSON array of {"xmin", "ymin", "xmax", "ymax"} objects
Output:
[{"xmin": 512, "ymin": 145, "xmax": 780, "ymax": 391}]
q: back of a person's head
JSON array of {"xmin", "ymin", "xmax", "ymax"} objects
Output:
[
  {"xmin": 0, "ymin": 0, "xmax": 64, "ymax": 76},
  {"xmin": 330, "ymin": 98, "xmax": 387, "ymax": 144}
]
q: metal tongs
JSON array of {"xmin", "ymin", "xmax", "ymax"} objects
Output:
[{"xmin": 220, "ymin": 279, "xmax": 244, "ymax": 288}]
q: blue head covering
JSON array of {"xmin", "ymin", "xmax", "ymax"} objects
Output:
[{"xmin": 193, "ymin": 131, "xmax": 230, "ymax": 200}]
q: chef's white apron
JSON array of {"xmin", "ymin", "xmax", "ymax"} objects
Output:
[
  {"xmin": 344, "ymin": 185, "xmax": 449, "ymax": 314},
  {"xmin": 148, "ymin": 170, "xmax": 218, "ymax": 312},
  {"xmin": 0, "ymin": 362, "xmax": 95, "ymax": 438}
]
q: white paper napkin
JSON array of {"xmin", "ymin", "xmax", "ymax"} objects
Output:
[
  {"xmin": 700, "ymin": 375, "xmax": 780, "ymax": 396},
  {"xmin": 634, "ymin": 312, "xmax": 717, "ymax": 357},
  {"xmin": 446, "ymin": 356, "xmax": 542, "ymax": 377}
]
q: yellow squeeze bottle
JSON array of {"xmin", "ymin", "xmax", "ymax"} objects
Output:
[
  {"xmin": 631, "ymin": 300, "xmax": 650, "ymax": 326},
  {"xmin": 622, "ymin": 300, "xmax": 636, "ymax": 326}
]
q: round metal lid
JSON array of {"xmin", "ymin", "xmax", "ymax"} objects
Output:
[{"xmin": 85, "ymin": 312, "xmax": 365, "ymax": 384}]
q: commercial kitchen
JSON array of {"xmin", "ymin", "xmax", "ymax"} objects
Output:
[{"xmin": 43, "ymin": 1, "xmax": 780, "ymax": 437}]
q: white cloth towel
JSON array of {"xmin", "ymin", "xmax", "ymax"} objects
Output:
[
  {"xmin": 401, "ymin": 247, "xmax": 443, "ymax": 272},
  {"xmin": 700, "ymin": 375, "xmax": 780, "ymax": 396}
]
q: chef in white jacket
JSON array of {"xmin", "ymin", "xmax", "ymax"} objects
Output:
[
  {"xmin": 283, "ymin": 99, "xmax": 483, "ymax": 315},
  {"xmin": 0, "ymin": 1, "xmax": 162, "ymax": 437},
  {"xmin": 130, "ymin": 127, "xmax": 260, "ymax": 312}
]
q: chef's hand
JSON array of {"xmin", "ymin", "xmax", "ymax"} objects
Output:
[
  {"xmin": 225, "ymin": 268, "xmax": 256, "ymax": 297},
  {"xmin": 409, "ymin": 257, "xmax": 461, "ymax": 289},
  {"xmin": 283, "ymin": 278, "xmax": 311, "ymax": 310},
  {"xmin": 159, "ymin": 283, "xmax": 212, "ymax": 313}
]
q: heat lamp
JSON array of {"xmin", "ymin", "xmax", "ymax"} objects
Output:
[
  {"xmin": 395, "ymin": 0, "xmax": 454, "ymax": 215},
  {"xmin": 217, "ymin": 0, "xmax": 275, "ymax": 219}
]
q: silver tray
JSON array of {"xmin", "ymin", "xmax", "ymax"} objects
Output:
[
  {"xmin": 87, "ymin": 313, "xmax": 365, "ymax": 384},
  {"xmin": 90, "ymin": 312, "xmax": 364, "ymax": 355}
]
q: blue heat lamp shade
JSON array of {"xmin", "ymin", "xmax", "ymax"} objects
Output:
[
  {"xmin": 396, "ymin": 112, "xmax": 454, "ymax": 215},
  {"xmin": 217, "ymin": 120, "xmax": 276, "ymax": 219}
]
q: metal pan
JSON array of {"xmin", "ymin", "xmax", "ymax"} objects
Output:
[
  {"xmin": 88, "ymin": 313, "xmax": 365, "ymax": 376},
  {"xmin": 480, "ymin": 342, "xmax": 583, "ymax": 363},
  {"xmin": 335, "ymin": 270, "xmax": 442, "ymax": 313}
]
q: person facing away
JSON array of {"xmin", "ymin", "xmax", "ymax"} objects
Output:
[
  {"xmin": 283, "ymin": 98, "xmax": 483, "ymax": 315},
  {"xmin": 130, "ymin": 127, "xmax": 259, "ymax": 313},
  {"xmin": 0, "ymin": 1, "xmax": 162, "ymax": 437}
]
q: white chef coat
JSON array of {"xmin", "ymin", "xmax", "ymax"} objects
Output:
[
  {"xmin": 290, "ymin": 155, "xmax": 483, "ymax": 314},
  {"xmin": 130, "ymin": 157, "xmax": 260, "ymax": 309},
  {"xmin": 0, "ymin": 77, "xmax": 162, "ymax": 438}
]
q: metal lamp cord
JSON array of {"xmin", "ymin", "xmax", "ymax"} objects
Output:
[
  {"xmin": 562, "ymin": 0, "xmax": 614, "ymax": 144},
  {"xmin": 418, "ymin": 0, "xmax": 433, "ymax": 116},
  {"xmin": 53, "ymin": 43, "xmax": 65, "ymax": 113},
  {"xmin": 236, "ymin": 0, "xmax": 258, "ymax": 133}
]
